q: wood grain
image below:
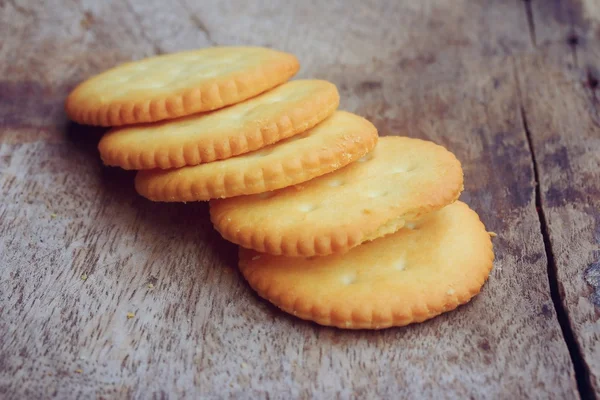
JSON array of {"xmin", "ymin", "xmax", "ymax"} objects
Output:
[
  {"xmin": 518, "ymin": 0, "xmax": 600, "ymax": 396},
  {"xmin": 0, "ymin": 0, "xmax": 590, "ymax": 398}
]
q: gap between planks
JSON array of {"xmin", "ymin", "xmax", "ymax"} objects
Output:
[
  {"xmin": 514, "ymin": 61, "xmax": 595, "ymax": 400},
  {"xmin": 517, "ymin": 1, "xmax": 596, "ymax": 397}
]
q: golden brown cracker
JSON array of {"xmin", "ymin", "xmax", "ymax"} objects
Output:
[
  {"xmin": 210, "ymin": 136, "xmax": 464, "ymax": 257},
  {"xmin": 66, "ymin": 47, "xmax": 299, "ymax": 126},
  {"xmin": 239, "ymin": 201, "xmax": 494, "ymax": 329},
  {"xmin": 135, "ymin": 111, "xmax": 377, "ymax": 201},
  {"xmin": 99, "ymin": 80, "xmax": 339, "ymax": 169}
]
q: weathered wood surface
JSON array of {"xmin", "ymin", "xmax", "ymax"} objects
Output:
[
  {"xmin": 0, "ymin": 0, "xmax": 597, "ymax": 398},
  {"xmin": 518, "ymin": 0, "xmax": 600, "ymax": 396}
]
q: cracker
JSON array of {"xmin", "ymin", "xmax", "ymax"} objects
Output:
[
  {"xmin": 66, "ymin": 47, "xmax": 300, "ymax": 126},
  {"xmin": 210, "ymin": 136, "xmax": 463, "ymax": 257},
  {"xmin": 135, "ymin": 111, "xmax": 377, "ymax": 201},
  {"xmin": 239, "ymin": 201, "xmax": 494, "ymax": 329},
  {"xmin": 99, "ymin": 80, "xmax": 339, "ymax": 170}
]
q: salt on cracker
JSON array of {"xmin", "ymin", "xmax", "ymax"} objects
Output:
[
  {"xmin": 135, "ymin": 111, "xmax": 378, "ymax": 201},
  {"xmin": 239, "ymin": 201, "xmax": 494, "ymax": 329},
  {"xmin": 66, "ymin": 47, "xmax": 300, "ymax": 126},
  {"xmin": 99, "ymin": 79, "xmax": 339, "ymax": 170},
  {"xmin": 210, "ymin": 136, "xmax": 464, "ymax": 257}
]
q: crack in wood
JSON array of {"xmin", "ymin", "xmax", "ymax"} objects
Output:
[
  {"xmin": 585, "ymin": 66, "xmax": 600, "ymax": 128},
  {"xmin": 568, "ymin": 31, "xmax": 580, "ymax": 68},
  {"xmin": 522, "ymin": 0, "xmax": 537, "ymax": 47},
  {"xmin": 587, "ymin": 67, "xmax": 600, "ymax": 90},
  {"xmin": 515, "ymin": 1, "xmax": 598, "ymax": 391},
  {"xmin": 519, "ymin": 101, "xmax": 596, "ymax": 400},
  {"xmin": 563, "ymin": 1, "xmax": 586, "ymax": 69}
]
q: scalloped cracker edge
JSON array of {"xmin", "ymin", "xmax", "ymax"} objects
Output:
[
  {"xmin": 239, "ymin": 201, "xmax": 494, "ymax": 329},
  {"xmin": 99, "ymin": 79, "xmax": 339, "ymax": 169},
  {"xmin": 210, "ymin": 136, "xmax": 464, "ymax": 257},
  {"xmin": 135, "ymin": 111, "xmax": 378, "ymax": 201},
  {"xmin": 66, "ymin": 46, "xmax": 299, "ymax": 126}
]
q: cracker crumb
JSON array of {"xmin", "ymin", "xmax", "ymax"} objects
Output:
[
  {"xmin": 74, "ymin": 369, "xmax": 82, "ymax": 374},
  {"xmin": 488, "ymin": 231, "xmax": 497, "ymax": 238},
  {"xmin": 147, "ymin": 283, "xmax": 154, "ymax": 289},
  {"xmin": 126, "ymin": 312, "xmax": 135, "ymax": 319},
  {"xmin": 81, "ymin": 273, "xmax": 88, "ymax": 281}
]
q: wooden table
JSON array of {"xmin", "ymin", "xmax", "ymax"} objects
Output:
[{"xmin": 1, "ymin": 0, "xmax": 599, "ymax": 398}]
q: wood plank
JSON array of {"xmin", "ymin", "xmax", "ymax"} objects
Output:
[
  {"xmin": 0, "ymin": 0, "xmax": 578, "ymax": 398},
  {"xmin": 519, "ymin": 0, "xmax": 600, "ymax": 395}
]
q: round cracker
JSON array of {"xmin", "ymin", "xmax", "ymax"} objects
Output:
[
  {"xmin": 210, "ymin": 136, "xmax": 464, "ymax": 257},
  {"xmin": 135, "ymin": 111, "xmax": 378, "ymax": 201},
  {"xmin": 99, "ymin": 80, "xmax": 339, "ymax": 170},
  {"xmin": 239, "ymin": 201, "xmax": 494, "ymax": 329},
  {"xmin": 66, "ymin": 47, "xmax": 300, "ymax": 126}
]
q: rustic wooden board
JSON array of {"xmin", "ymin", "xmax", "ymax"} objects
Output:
[
  {"xmin": 519, "ymin": 0, "xmax": 600, "ymax": 396},
  {"xmin": 0, "ymin": 0, "xmax": 588, "ymax": 398}
]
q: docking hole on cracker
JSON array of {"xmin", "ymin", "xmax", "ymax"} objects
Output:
[
  {"xmin": 210, "ymin": 136, "xmax": 464, "ymax": 257},
  {"xmin": 66, "ymin": 46, "xmax": 299, "ymax": 126},
  {"xmin": 238, "ymin": 201, "xmax": 494, "ymax": 329},
  {"xmin": 134, "ymin": 111, "xmax": 377, "ymax": 201},
  {"xmin": 66, "ymin": 45, "xmax": 494, "ymax": 330}
]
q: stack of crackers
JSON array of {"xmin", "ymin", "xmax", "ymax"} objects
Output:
[{"xmin": 66, "ymin": 47, "xmax": 494, "ymax": 330}]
